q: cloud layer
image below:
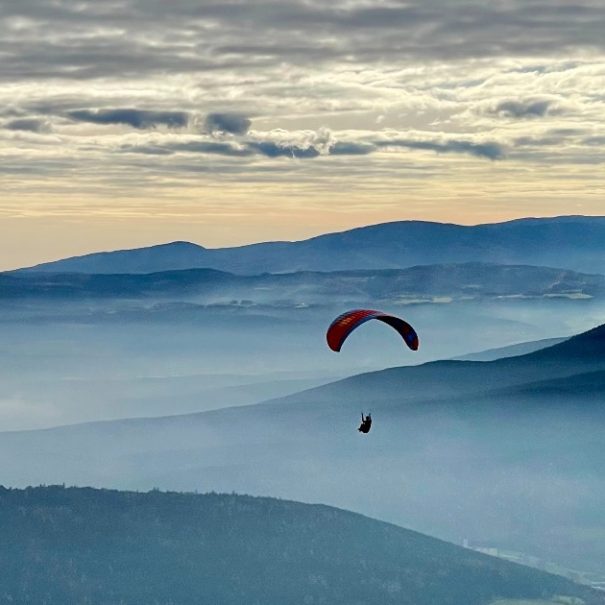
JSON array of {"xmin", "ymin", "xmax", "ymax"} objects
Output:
[
  {"xmin": 2, "ymin": 1, "xmax": 605, "ymax": 82},
  {"xmin": 67, "ymin": 109, "xmax": 190, "ymax": 129},
  {"xmin": 0, "ymin": 0, "xmax": 604, "ymax": 263}
]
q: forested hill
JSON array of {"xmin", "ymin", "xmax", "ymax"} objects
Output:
[{"xmin": 0, "ymin": 486, "xmax": 601, "ymax": 605}]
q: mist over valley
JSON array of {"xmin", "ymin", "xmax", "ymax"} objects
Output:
[{"xmin": 2, "ymin": 220, "xmax": 605, "ymax": 590}]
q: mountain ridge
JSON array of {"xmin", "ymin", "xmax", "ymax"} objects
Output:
[
  {"xmin": 13, "ymin": 215, "xmax": 605, "ymax": 275},
  {"xmin": 3, "ymin": 262, "xmax": 604, "ymax": 304},
  {"xmin": 454, "ymin": 337, "xmax": 568, "ymax": 361}
]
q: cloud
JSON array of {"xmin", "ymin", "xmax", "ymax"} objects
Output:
[
  {"xmin": 121, "ymin": 140, "xmax": 254, "ymax": 157},
  {"xmin": 67, "ymin": 109, "xmax": 190, "ymax": 129},
  {"xmin": 512, "ymin": 128, "xmax": 586, "ymax": 148},
  {"xmin": 4, "ymin": 118, "xmax": 51, "ymax": 133},
  {"xmin": 124, "ymin": 138, "xmax": 321, "ymax": 159},
  {"xmin": 204, "ymin": 113, "xmax": 252, "ymax": 135},
  {"xmin": 329, "ymin": 142, "xmax": 376, "ymax": 156},
  {"xmin": 2, "ymin": 0, "xmax": 605, "ymax": 87},
  {"xmin": 170, "ymin": 141, "xmax": 254, "ymax": 157},
  {"xmin": 247, "ymin": 141, "xmax": 321, "ymax": 159},
  {"xmin": 490, "ymin": 99, "xmax": 556, "ymax": 119},
  {"xmin": 119, "ymin": 129, "xmax": 504, "ymax": 162},
  {"xmin": 120, "ymin": 144, "xmax": 174, "ymax": 156},
  {"xmin": 0, "ymin": 0, "xmax": 601, "ymax": 198},
  {"xmin": 583, "ymin": 135, "xmax": 605, "ymax": 146},
  {"xmin": 326, "ymin": 138, "xmax": 504, "ymax": 160},
  {"xmin": 375, "ymin": 138, "xmax": 505, "ymax": 160}
]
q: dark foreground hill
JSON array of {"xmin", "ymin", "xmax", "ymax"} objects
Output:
[
  {"xmin": 0, "ymin": 486, "xmax": 600, "ymax": 605},
  {"xmin": 16, "ymin": 215, "xmax": 605, "ymax": 275}
]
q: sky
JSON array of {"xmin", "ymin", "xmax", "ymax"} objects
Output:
[{"xmin": 1, "ymin": 0, "xmax": 605, "ymax": 269}]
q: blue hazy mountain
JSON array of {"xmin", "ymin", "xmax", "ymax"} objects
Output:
[
  {"xmin": 16, "ymin": 215, "xmax": 605, "ymax": 274},
  {"xmin": 3, "ymin": 263, "xmax": 604, "ymax": 305},
  {"xmin": 2, "ymin": 323, "xmax": 605, "ymax": 574},
  {"xmin": 20, "ymin": 240, "xmax": 210, "ymax": 274},
  {"xmin": 6, "ymin": 261, "xmax": 602, "ymax": 430},
  {"xmin": 454, "ymin": 337, "xmax": 567, "ymax": 361},
  {"xmin": 1, "ymin": 486, "xmax": 601, "ymax": 605}
]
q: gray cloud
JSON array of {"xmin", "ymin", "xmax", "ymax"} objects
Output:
[
  {"xmin": 583, "ymin": 135, "xmax": 605, "ymax": 146},
  {"xmin": 513, "ymin": 128, "xmax": 587, "ymax": 148},
  {"xmin": 490, "ymin": 99, "xmax": 556, "ymax": 119},
  {"xmin": 248, "ymin": 141, "xmax": 321, "ymax": 159},
  {"xmin": 204, "ymin": 113, "xmax": 251, "ymax": 135},
  {"xmin": 171, "ymin": 141, "xmax": 254, "ymax": 156},
  {"xmin": 1, "ymin": 1, "xmax": 605, "ymax": 84},
  {"xmin": 67, "ymin": 109, "xmax": 190, "ymax": 129},
  {"xmin": 120, "ymin": 144, "xmax": 178, "ymax": 156},
  {"xmin": 514, "ymin": 136, "xmax": 565, "ymax": 147},
  {"xmin": 0, "ymin": 0, "xmax": 601, "ymax": 190},
  {"xmin": 4, "ymin": 118, "xmax": 51, "ymax": 133},
  {"xmin": 120, "ymin": 131, "xmax": 504, "ymax": 162},
  {"xmin": 375, "ymin": 139, "xmax": 505, "ymax": 160},
  {"xmin": 328, "ymin": 142, "xmax": 376, "ymax": 156},
  {"xmin": 122, "ymin": 140, "xmax": 254, "ymax": 157},
  {"xmin": 125, "ymin": 139, "xmax": 321, "ymax": 159},
  {"xmin": 326, "ymin": 138, "xmax": 504, "ymax": 161}
]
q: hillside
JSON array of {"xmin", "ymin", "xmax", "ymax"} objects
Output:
[
  {"xmin": 455, "ymin": 338, "xmax": 567, "ymax": 362},
  {"xmin": 15, "ymin": 216, "xmax": 605, "ymax": 275},
  {"xmin": 275, "ymin": 322, "xmax": 605, "ymax": 406},
  {"xmin": 2, "ymin": 323, "xmax": 605, "ymax": 573},
  {"xmin": 0, "ymin": 486, "xmax": 600, "ymax": 605}
]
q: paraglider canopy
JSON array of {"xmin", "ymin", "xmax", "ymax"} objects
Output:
[{"xmin": 326, "ymin": 309, "xmax": 419, "ymax": 352}]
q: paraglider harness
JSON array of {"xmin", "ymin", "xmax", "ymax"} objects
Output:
[{"xmin": 358, "ymin": 412, "xmax": 372, "ymax": 434}]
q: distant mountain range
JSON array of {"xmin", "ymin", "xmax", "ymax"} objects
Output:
[
  {"xmin": 1, "ymin": 262, "xmax": 594, "ymax": 431},
  {"xmin": 454, "ymin": 337, "xmax": 568, "ymax": 361},
  {"xmin": 15, "ymin": 215, "xmax": 605, "ymax": 275},
  {"xmin": 3, "ymin": 262, "xmax": 604, "ymax": 306},
  {"xmin": 3, "ymin": 323, "xmax": 605, "ymax": 573},
  {"xmin": 0, "ymin": 485, "xmax": 601, "ymax": 605}
]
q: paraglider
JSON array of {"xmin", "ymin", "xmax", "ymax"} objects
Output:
[
  {"xmin": 326, "ymin": 309, "xmax": 419, "ymax": 435},
  {"xmin": 358, "ymin": 412, "xmax": 372, "ymax": 434},
  {"xmin": 326, "ymin": 309, "xmax": 419, "ymax": 353}
]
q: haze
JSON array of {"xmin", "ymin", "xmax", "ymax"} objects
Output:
[{"xmin": 3, "ymin": 1, "xmax": 605, "ymax": 601}]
